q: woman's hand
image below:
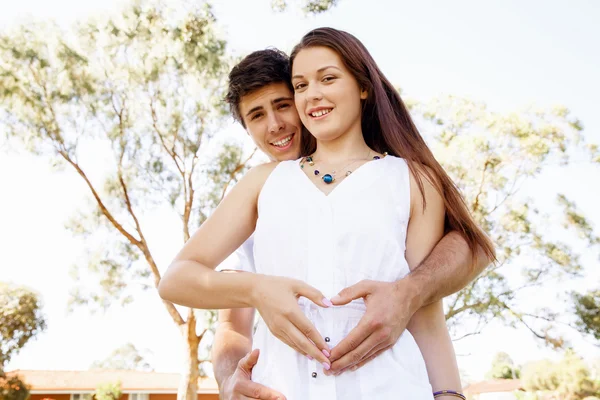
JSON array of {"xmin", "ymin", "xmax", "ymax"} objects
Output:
[{"xmin": 251, "ymin": 274, "xmax": 333, "ymax": 369}]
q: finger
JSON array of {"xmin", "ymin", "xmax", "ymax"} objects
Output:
[
  {"xmin": 350, "ymin": 344, "xmax": 391, "ymax": 371},
  {"xmin": 287, "ymin": 309, "xmax": 330, "ymax": 352},
  {"xmin": 236, "ymin": 379, "xmax": 287, "ymax": 400},
  {"xmin": 294, "ymin": 281, "xmax": 333, "ymax": 308},
  {"xmin": 286, "ymin": 320, "xmax": 331, "ymax": 369},
  {"xmin": 238, "ymin": 349, "xmax": 260, "ymax": 373},
  {"xmin": 276, "ymin": 327, "xmax": 307, "ymax": 357},
  {"xmin": 328, "ymin": 331, "xmax": 379, "ymax": 373},
  {"xmin": 275, "ymin": 320, "xmax": 323, "ymax": 363},
  {"xmin": 328, "ymin": 318, "xmax": 372, "ymax": 362},
  {"xmin": 345, "ymin": 341, "xmax": 388, "ymax": 372},
  {"xmin": 329, "ymin": 280, "xmax": 372, "ymax": 306}
]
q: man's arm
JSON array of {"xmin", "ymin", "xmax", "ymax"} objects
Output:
[
  {"xmin": 212, "ymin": 306, "xmax": 286, "ymax": 400},
  {"xmin": 408, "ymin": 229, "xmax": 492, "ymax": 309},
  {"xmin": 212, "ymin": 307, "xmax": 254, "ymax": 388}
]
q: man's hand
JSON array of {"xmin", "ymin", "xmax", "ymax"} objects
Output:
[
  {"xmin": 251, "ymin": 275, "xmax": 332, "ymax": 368},
  {"xmin": 325, "ymin": 278, "xmax": 421, "ymax": 375},
  {"xmin": 221, "ymin": 349, "xmax": 286, "ymax": 400}
]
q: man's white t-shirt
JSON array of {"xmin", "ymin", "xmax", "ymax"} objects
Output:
[{"xmin": 218, "ymin": 235, "xmax": 256, "ymax": 273}]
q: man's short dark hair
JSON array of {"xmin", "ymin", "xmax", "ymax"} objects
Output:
[{"xmin": 225, "ymin": 48, "xmax": 292, "ymax": 127}]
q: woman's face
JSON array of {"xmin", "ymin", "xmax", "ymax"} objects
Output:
[{"xmin": 291, "ymin": 46, "xmax": 367, "ymax": 143}]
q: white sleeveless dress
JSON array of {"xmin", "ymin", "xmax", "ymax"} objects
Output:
[{"xmin": 249, "ymin": 155, "xmax": 433, "ymax": 399}]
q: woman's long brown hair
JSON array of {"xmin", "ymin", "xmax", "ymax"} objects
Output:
[{"xmin": 291, "ymin": 27, "xmax": 496, "ymax": 263}]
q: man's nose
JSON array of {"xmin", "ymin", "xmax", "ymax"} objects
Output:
[{"xmin": 268, "ymin": 114, "xmax": 285, "ymax": 133}]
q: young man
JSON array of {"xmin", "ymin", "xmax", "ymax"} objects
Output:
[{"xmin": 212, "ymin": 49, "xmax": 493, "ymax": 400}]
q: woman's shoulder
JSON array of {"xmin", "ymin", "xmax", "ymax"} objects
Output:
[
  {"xmin": 382, "ymin": 154, "xmax": 410, "ymax": 173},
  {"xmin": 383, "ymin": 155, "xmax": 441, "ymax": 202},
  {"xmin": 232, "ymin": 162, "xmax": 280, "ymax": 198},
  {"xmin": 384, "ymin": 155, "xmax": 435, "ymax": 182},
  {"xmin": 248, "ymin": 158, "xmax": 300, "ymax": 174},
  {"xmin": 243, "ymin": 159, "xmax": 300, "ymax": 192},
  {"xmin": 247, "ymin": 161, "xmax": 281, "ymax": 180}
]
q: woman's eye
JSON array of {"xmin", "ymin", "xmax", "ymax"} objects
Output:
[{"xmin": 294, "ymin": 83, "xmax": 306, "ymax": 90}]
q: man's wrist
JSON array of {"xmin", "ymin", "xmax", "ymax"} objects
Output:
[{"xmin": 394, "ymin": 273, "xmax": 426, "ymax": 313}]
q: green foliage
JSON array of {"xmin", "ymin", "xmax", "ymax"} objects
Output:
[
  {"xmin": 573, "ymin": 290, "xmax": 600, "ymax": 341},
  {"xmin": 0, "ymin": 282, "xmax": 44, "ymax": 400},
  {"xmin": 0, "ymin": 0, "xmax": 251, "ymax": 395},
  {"xmin": 95, "ymin": 381, "xmax": 122, "ymax": 400},
  {"xmin": 302, "ymin": 0, "xmax": 339, "ymax": 14},
  {"xmin": 271, "ymin": 0, "xmax": 339, "ymax": 14},
  {"xmin": 0, "ymin": 283, "xmax": 46, "ymax": 367},
  {"xmin": 90, "ymin": 343, "xmax": 153, "ymax": 371},
  {"xmin": 522, "ymin": 350, "xmax": 600, "ymax": 399},
  {"xmin": 0, "ymin": 374, "xmax": 30, "ymax": 400},
  {"xmin": 0, "ymin": 0, "xmax": 236, "ymax": 310},
  {"xmin": 408, "ymin": 96, "xmax": 600, "ymax": 345},
  {"xmin": 487, "ymin": 352, "xmax": 521, "ymax": 379}
]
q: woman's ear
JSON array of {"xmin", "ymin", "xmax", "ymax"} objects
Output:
[{"xmin": 360, "ymin": 87, "xmax": 368, "ymax": 100}]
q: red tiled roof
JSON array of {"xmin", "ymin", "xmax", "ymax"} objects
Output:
[
  {"xmin": 464, "ymin": 379, "xmax": 524, "ymax": 394},
  {"xmin": 6, "ymin": 370, "xmax": 218, "ymax": 394}
]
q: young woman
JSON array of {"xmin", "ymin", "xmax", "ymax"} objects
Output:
[{"xmin": 159, "ymin": 28, "xmax": 494, "ymax": 399}]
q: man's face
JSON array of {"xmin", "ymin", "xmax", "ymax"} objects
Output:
[{"xmin": 239, "ymin": 82, "xmax": 302, "ymax": 161}]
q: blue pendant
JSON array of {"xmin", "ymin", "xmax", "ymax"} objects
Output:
[{"xmin": 322, "ymin": 174, "xmax": 334, "ymax": 184}]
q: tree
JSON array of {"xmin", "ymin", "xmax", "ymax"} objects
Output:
[
  {"xmin": 407, "ymin": 95, "xmax": 600, "ymax": 346},
  {"xmin": 0, "ymin": 282, "xmax": 46, "ymax": 369},
  {"xmin": 271, "ymin": 0, "xmax": 339, "ymax": 14},
  {"xmin": 95, "ymin": 381, "xmax": 122, "ymax": 400},
  {"xmin": 0, "ymin": 282, "xmax": 45, "ymax": 400},
  {"xmin": 0, "ymin": 1, "xmax": 252, "ymax": 398},
  {"xmin": 522, "ymin": 350, "xmax": 600, "ymax": 399},
  {"xmin": 487, "ymin": 352, "xmax": 521, "ymax": 380},
  {"xmin": 573, "ymin": 290, "xmax": 600, "ymax": 342},
  {"xmin": 0, "ymin": 375, "xmax": 30, "ymax": 400},
  {"xmin": 90, "ymin": 343, "xmax": 153, "ymax": 371}
]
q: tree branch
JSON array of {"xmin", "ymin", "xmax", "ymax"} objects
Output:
[
  {"xmin": 182, "ymin": 119, "xmax": 205, "ymax": 242},
  {"xmin": 219, "ymin": 148, "xmax": 258, "ymax": 202},
  {"xmin": 113, "ymin": 97, "xmax": 184, "ymax": 326},
  {"xmin": 451, "ymin": 329, "xmax": 483, "ymax": 342},
  {"xmin": 472, "ymin": 158, "xmax": 491, "ymax": 213},
  {"xmin": 59, "ymin": 150, "xmax": 141, "ymax": 247},
  {"xmin": 150, "ymin": 98, "xmax": 186, "ymax": 178}
]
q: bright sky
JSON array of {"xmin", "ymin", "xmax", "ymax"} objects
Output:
[{"xmin": 1, "ymin": 0, "xmax": 599, "ymax": 383}]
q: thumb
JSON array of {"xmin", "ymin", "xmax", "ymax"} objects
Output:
[
  {"xmin": 296, "ymin": 281, "xmax": 333, "ymax": 308},
  {"xmin": 330, "ymin": 280, "xmax": 371, "ymax": 305},
  {"xmin": 239, "ymin": 348, "xmax": 260, "ymax": 372}
]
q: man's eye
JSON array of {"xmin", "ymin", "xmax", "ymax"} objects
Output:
[
  {"xmin": 251, "ymin": 113, "xmax": 263, "ymax": 120},
  {"xmin": 278, "ymin": 104, "xmax": 290, "ymax": 109}
]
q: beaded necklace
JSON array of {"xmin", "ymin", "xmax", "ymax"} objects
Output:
[{"xmin": 300, "ymin": 150, "xmax": 388, "ymax": 185}]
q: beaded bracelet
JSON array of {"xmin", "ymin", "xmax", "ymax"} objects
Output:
[{"xmin": 433, "ymin": 390, "xmax": 466, "ymax": 399}]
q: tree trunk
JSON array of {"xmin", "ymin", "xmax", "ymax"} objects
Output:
[{"xmin": 177, "ymin": 309, "xmax": 200, "ymax": 400}]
